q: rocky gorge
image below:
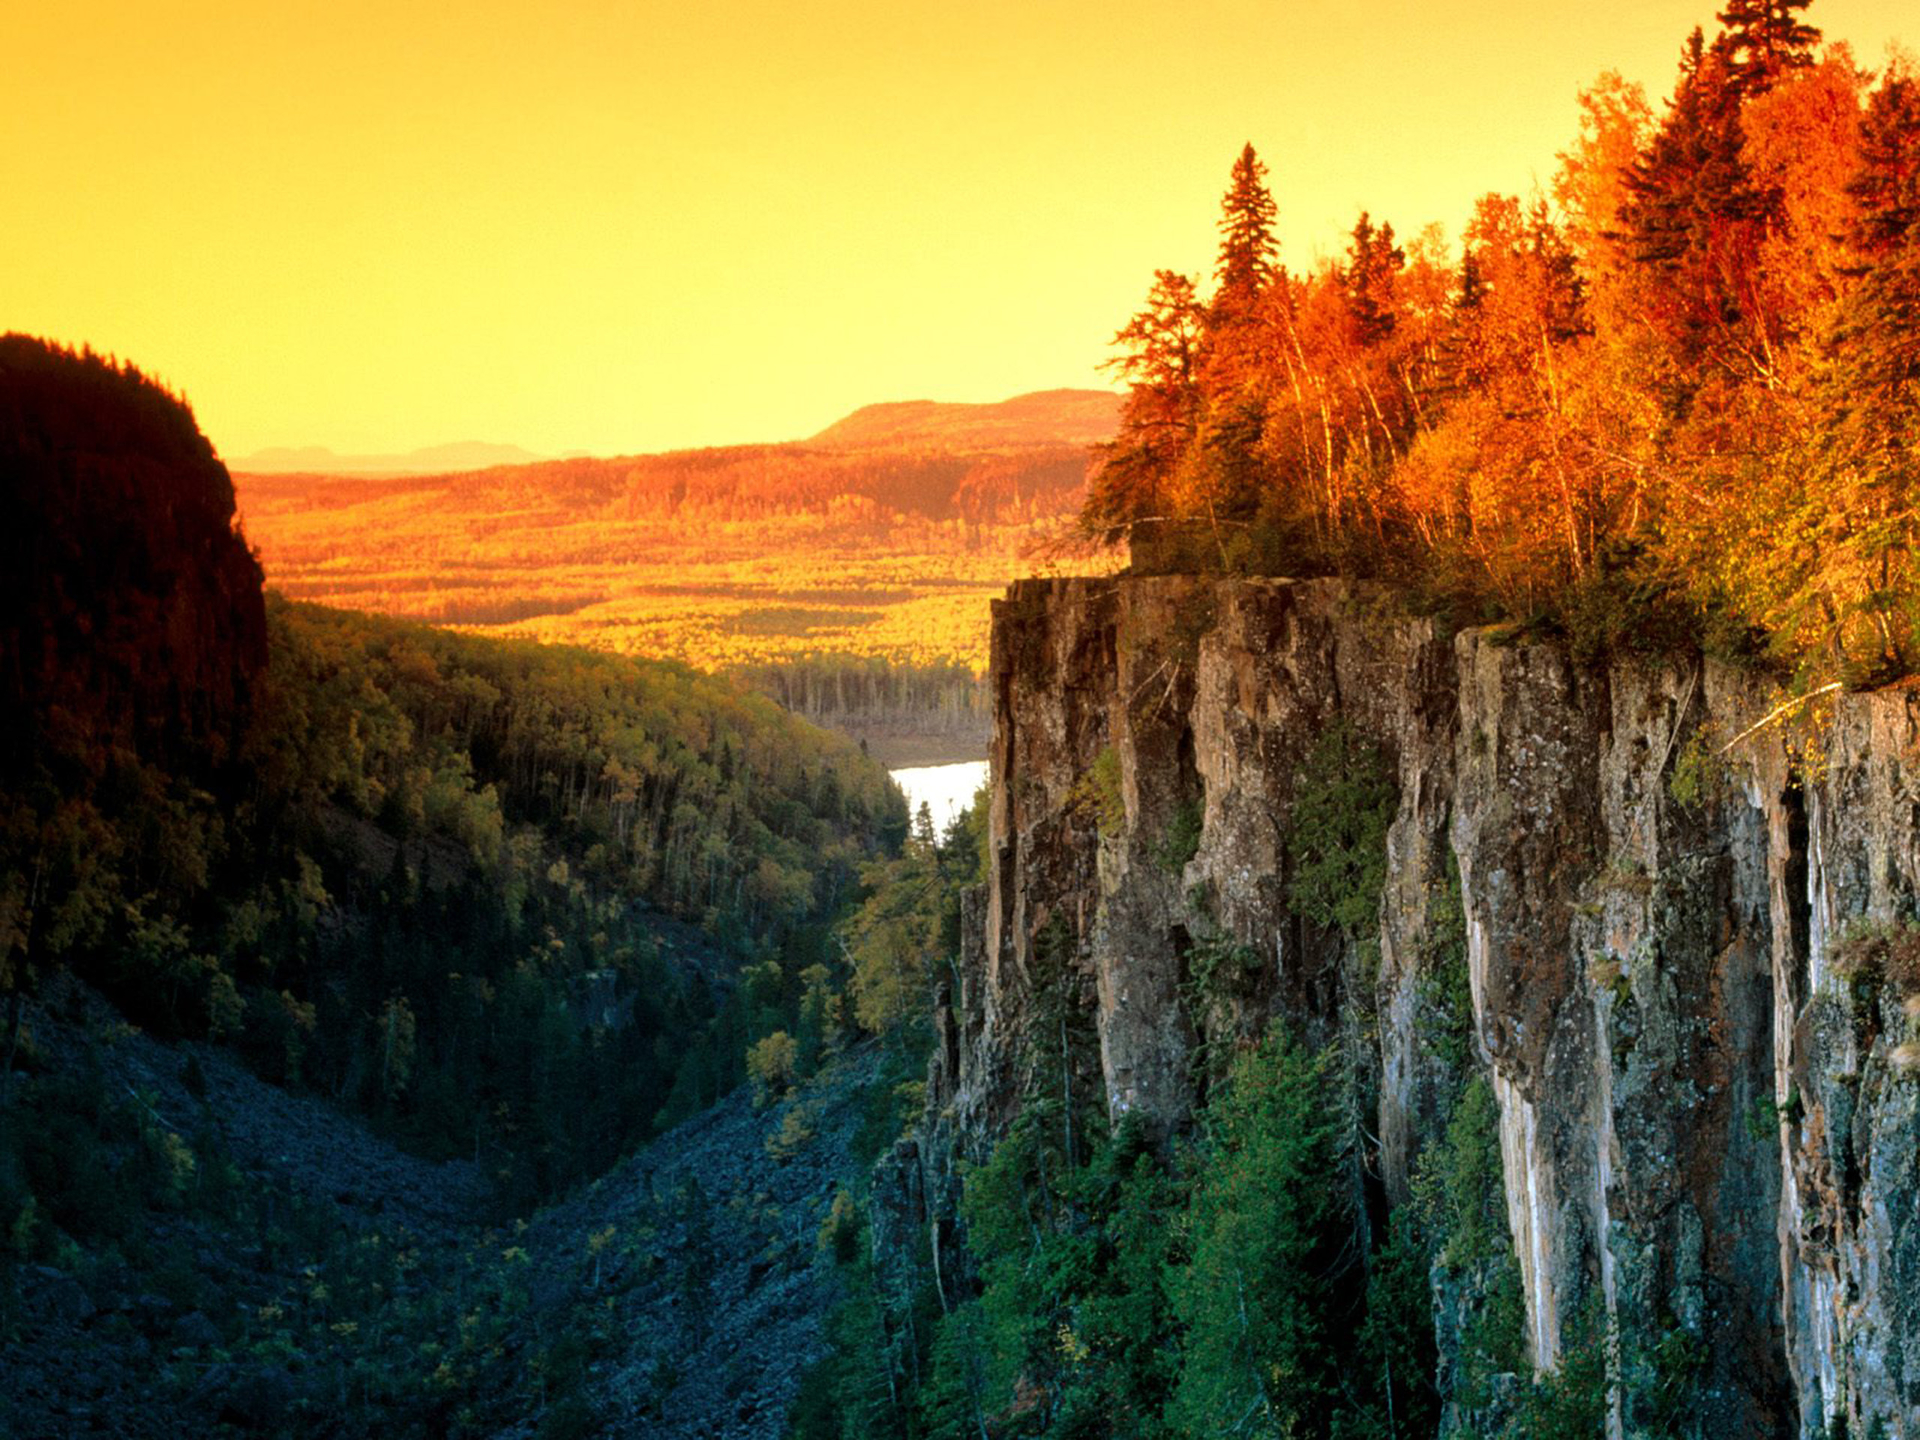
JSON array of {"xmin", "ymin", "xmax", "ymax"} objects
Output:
[{"xmin": 891, "ymin": 573, "xmax": 1920, "ymax": 1439}]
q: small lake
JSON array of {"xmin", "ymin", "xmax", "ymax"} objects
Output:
[{"xmin": 890, "ymin": 760, "xmax": 989, "ymax": 836}]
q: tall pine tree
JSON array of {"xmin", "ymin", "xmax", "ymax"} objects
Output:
[
  {"xmin": 1084, "ymin": 269, "xmax": 1205, "ymax": 543},
  {"xmin": 1214, "ymin": 143, "xmax": 1280, "ymax": 327},
  {"xmin": 1344, "ymin": 212, "xmax": 1405, "ymax": 348},
  {"xmin": 1619, "ymin": 29, "xmax": 1771, "ymax": 383},
  {"xmin": 1717, "ymin": 0, "xmax": 1821, "ymax": 98}
]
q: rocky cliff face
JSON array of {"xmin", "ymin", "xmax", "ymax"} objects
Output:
[{"xmin": 919, "ymin": 574, "xmax": 1920, "ymax": 1439}]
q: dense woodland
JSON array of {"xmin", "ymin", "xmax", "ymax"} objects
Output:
[
  {"xmin": 0, "ymin": 337, "xmax": 909, "ymax": 1228},
  {"xmin": 1087, "ymin": 0, "xmax": 1920, "ymax": 689},
  {"xmin": 12, "ymin": 0, "xmax": 1918, "ymax": 1430}
]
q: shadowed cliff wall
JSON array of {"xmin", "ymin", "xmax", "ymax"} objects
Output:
[{"xmin": 914, "ymin": 573, "xmax": 1920, "ymax": 1439}]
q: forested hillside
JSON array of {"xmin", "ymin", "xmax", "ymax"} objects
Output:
[
  {"xmin": 1087, "ymin": 3, "xmax": 1919, "ymax": 690},
  {"xmin": 0, "ymin": 336, "xmax": 946, "ymax": 1435},
  {"xmin": 230, "ymin": 392, "xmax": 1118, "ymax": 757},
  {"xmin": 1, "ymin": 337, "xmax": 906, "ymax": 1209}
]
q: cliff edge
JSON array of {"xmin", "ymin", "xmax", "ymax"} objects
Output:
[{"xmin": 906, "ymin": 573, "xmax": 1920, "ymax": 1439}]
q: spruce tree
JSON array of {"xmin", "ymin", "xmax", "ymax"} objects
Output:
[
  {"xmin": 1716, "ymin": 0, "xmax": 1821, "ymax": 97},
  {"xmin": 1619, "ymin": 29, "xmax": 1767, "ymax": 375},
  {"xmin": 1344, "ymin": 212, "xmax": 1405, "ymax": 348},
  {"xmin": 1084, "ymin": 269, "xmax": 1205, "ymax": 543},
  {"xmin": 1214, "ymin": 143, "xmax": 1280, "ymax": 326}
]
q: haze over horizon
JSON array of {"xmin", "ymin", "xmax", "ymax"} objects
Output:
[
  {"xmin": 7, "ymin": 0, "xmax": 1912, "ymax": 460},
  {"xmin": 228, "ymin": 385, "xmax": 1121, "ymax": 472}
]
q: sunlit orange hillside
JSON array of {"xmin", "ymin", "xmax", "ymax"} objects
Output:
[
  {"xmin": 232, "ymin": 387, "xmax": 1120, "ymax": 699},
  {"xmin": 809, "ymin": 388, "xmax": 1122, "ymax": 449}
]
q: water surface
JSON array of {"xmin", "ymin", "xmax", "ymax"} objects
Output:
[{"xmin": 890, "ymin": 760, "xmax": 989, "ymax": 836}]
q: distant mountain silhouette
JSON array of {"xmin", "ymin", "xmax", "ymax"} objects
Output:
[
  {"xmin": 808, "ymin": 388, "xmax": 1120, "ymax": 450},
  {"xmin": 232, "ymin": 393, "xmax": 1118, "ymax": 477},
  {"xmin": 234, "ymin": 440, "xmax": 547, "ymax": 475}
]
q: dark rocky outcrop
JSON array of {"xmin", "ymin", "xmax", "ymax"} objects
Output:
[
  {"xmin": 908, "ymin": 573, "xmax": 1920, "ymax": 1439},
  {"xmin": 0, "ymin": 333, "xmax": 265, "ymax": 774}
]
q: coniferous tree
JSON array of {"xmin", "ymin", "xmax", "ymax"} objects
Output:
[
  {"xmin": 1190, "ymin": 146, "xmax": 1286, "ymax": 541},
  {"xmin": 1716, "ymin": 0, "xmax": 1821, "ymax": 98},
  {"xmin": 1619, "ymin": 29, "xmax": 1770, "ymax": 380},
  {"xmin": 1834, "ymin": 68, "xmax": 1920, "ymax": 396},
  {"xmin": 1085, "ymin": 270, "xmax": 1206, "ymax": 543},
  {"xmin": 1796, "ymin": 66, "xmax": 1920, "ymax": 679},
  {"xmin": 1343, "ymin": 213, "xmax": 1405, "ymax": 349},
  {"xmin": 1172, "ymin": 1028, "xmax": 1353, "ymax": 1438},
  {"xmin": 1213, "ymin": 143, "xmax": 1280, "ymax": 327}
]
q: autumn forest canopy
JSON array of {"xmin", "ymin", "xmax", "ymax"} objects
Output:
[{"xmin": 1085, "ymin": 0, "xmax": 1920, "ymax": 688}]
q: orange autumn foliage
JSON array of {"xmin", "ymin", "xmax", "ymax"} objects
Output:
[{"xmin": 1087, "ymin": 8, "xmax": 1920, "ymax": 685}]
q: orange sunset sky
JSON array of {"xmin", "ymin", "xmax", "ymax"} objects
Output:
[{"xmin": 6, "ymin": 0, "xmax": 1913, "ymax": 462}]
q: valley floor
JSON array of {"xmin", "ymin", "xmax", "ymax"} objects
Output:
[{"xmin": 2, "ymin": 979, "xmax": 887, "ymax": 1440}]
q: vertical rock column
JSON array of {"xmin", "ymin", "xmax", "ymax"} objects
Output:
[
  {"xmin": 1783, "ymin": 689, "xmax": 1920, "ymax": 1437},
  {"xmin": 1450, "ymin": 633, "xmax": 1605, "ymax": 1369}
]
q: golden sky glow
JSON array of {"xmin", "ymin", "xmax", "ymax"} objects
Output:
[{"xmin": 6, "ymin": 0, "xmax": 1911, "ymax": 460}]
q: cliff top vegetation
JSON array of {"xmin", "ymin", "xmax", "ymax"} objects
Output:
[{"xmin": 1085, "ymin": 0, "xmax": 1920, "ymax": 691}]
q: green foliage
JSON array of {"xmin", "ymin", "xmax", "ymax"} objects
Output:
[
  {"xmin": 1338, "ymin": 1210, "xmax": 1442, "ymax": 1439},
  {"xmin": 1667, "ymin": 727, "xmax": 1729, "ymax": 809},
  {"xmin": 0, "ymin": 1018, "xmax": 641, "ymax": 1435},
  {"xmin": 1181, "ymin": 926, "xmax": 1261, "ymax": 1011},
  {"xmin": 1619, "ymin": 1310, "xmax": 1707, "ymax": 1438},
  {"xmin": 843, "ymin": 787, "xmax": 988, "ymax": 1052},
  {"xmin": 800, "ymin": 1020, "xmax": 1459, "ymax": 1440},
  {"xmin": 1407, "ymin": 1070, "xmax": 1619, "ymax": 1440},
  {"xmin": 1503, "ymin": 1299, "xmax": 1611, "ymax": 1440},
  {"xmin": 1417, "ymin": 1075, "xmax": 1513, "ymax": 1274},
  {"xmin": 1287, "ymin": 720, "xmax": 1397, "ymax": 939},
  {"xmin": 846, "ymin": 819, "xmax": 945, "ymax": 1043},
  {"xmin": 2, "ymin": 594, "xmax": 903, "ymax": 1206},
  {"xmin": 1154, "ymin": 799, "xmax": 1204, "ymax": 874},
  {"xmin": 1171, "ymin": 1026, "xmax": 1353, "ymax": 1437},
  {"xmin": 1417, "ymin": 865, "xmax": 1475, "ymax": 1076},
  {"xmin": 764, "ymin": 1102, "xmax": 815, "ymax": 1161},
  {"xmin": 851, "ymin": 1047, "xmax": 936, "ymax": 1169},
  {"xmin": 1414, "ymin": 1073, "xmax": 1529, "ymax": 1430},
  {"xmin": 818, "ymin": 1189, "xmax": 861, "ymax": 1266},
  {"xmin": 1067, "ymin": 748, "xmax": 1127, "ymax": 839},
  {"xmin": 923, "ymin": 1110, "xmax": 1183, "ymax": 1440},
  {"xmin": 746, "ymin": 1031, "xmax": 800, "ymax": 1104},
  {"xmin": 1745, "ymin": 1088, "xmax": 1802, "ymax": 1142}
]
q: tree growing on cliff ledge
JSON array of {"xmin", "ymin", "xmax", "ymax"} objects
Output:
[
  {"xmin": 1084, "ymin": 270, "xmax": 1206, "ymax": 545},
  {"xmin": 1079, "ymin": 6, "xmax": 1920, "ymax": 689},
  {"xmin": 1212, "ymin": 143, "xmax": 1280, "ymax": 331}
]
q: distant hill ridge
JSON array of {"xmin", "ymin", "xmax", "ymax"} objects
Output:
[
  {"xmin": 807, "ymin": 387, "xmax": 1119, "ymax": 449},
  {"xmin": 231, "ymin": 390, "xmax": 1120, "ymax": 479},
  {"xmin": 229, "ymin": 385, "xmax": 1121, "ymax": 676},
  {"xmin": 234, "ymin": 440, "xmax": 548, "ymax": 475}
]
